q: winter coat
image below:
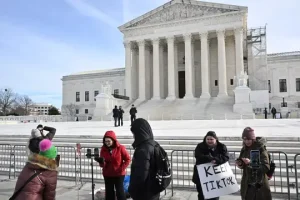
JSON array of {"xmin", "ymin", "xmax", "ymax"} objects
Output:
[
  {"xmin": 119, "ymin": 109, "xmax": 124, "ymax": 117},
  {"xmin": 100, "ymin": 131, "xmax": 130, "ymax": 177},
  {"xmin": 13, "ymin": 154, "xmax": 58, "ymax": 200},
  {"xmin": 192, "ymin": 138, "xmax": 229, "ymax": 185},
  {"xmin": 129, "ymin": 107, "xmax": 137, "ymax": 116},
  {"xmin": 128, "ymin": 118, "xmax": 160, "ymax": 200},
  {"xmin": 113, "ymin": 108, "xmax": 119, "ymax": 118},
  {"xmin": 238, "ymin": 137, "xmax": 272, "ymax": 200}
]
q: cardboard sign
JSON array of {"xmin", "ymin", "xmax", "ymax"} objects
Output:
[{"xmin": 197, "ymin": 162, "xmax": 239, "ymax": 199}]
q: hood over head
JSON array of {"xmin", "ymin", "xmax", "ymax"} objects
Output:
[
  {"xmin": 103, "ymin": 130, "xmax": 119, "ymax": 147},
  {"xmin": 131, "ymin": 118, "xmax": 153, "ymax": 148}
]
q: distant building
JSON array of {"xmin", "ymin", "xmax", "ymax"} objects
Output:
[{"xmin": 30, "ymin": 103, "xmax": 52, "ymax": 115}]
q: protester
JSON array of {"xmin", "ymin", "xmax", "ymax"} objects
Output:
[
  {"xmin": 118, "ymin": 106, "xmax": 124, "ymax": 126},
  {"xmin": 95, "ymin": 131, "xmax": 130, "ymax": 200},
  {"xmin": 11, "ymin": 139, "xmax": 58, "ymax": 200},
  {"xmin": 129, "ymin": 105, "xmax": 137, "ymax": 126},
  {"xmin": 235, "ymin": 127, "xmax": 272, "ymax": 200},
  {"xmin": 27, "ymin": 124, "xmax": 56, "ymax": 155},
  {"xmin": 192, "ymin": 131, "xmax": 229, "ymax": 200},
  {"xmin": 113, "ymin": 105, "xmax": 119, "ymax": 127},
  {"xmin": 128, "ymin": 118, "xmax": 160, "ymax": 200},
  {"xmin": 271, "ymin": 107, "xmax": 277, "ymax": 119}
]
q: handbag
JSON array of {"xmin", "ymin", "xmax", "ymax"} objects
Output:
[{"xmin": 9, "ymin": 171, "xmax": 42, "ymax": 200}]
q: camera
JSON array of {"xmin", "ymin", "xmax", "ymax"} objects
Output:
[
  {"xmin": 86, "ymin": 148, "xmax": 99, "ymax": 159},
  {"xmin": 94, "ymin": 148, "xmax": 99, "ymax": 158},
  {"xmin": 250, "ymin": 150, "xmax": 260, "ymax": 169}
]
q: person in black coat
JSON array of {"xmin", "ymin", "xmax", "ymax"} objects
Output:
[
  {"xmin": 129, "ymin": 105, "xmax": 137, "ymax": 126},
  {"xmin": 128, "ymin": 118, "xmax": 160, "ymax": 200},
  {"xmin": 112, "ymin": 105, "xmax": 119, "ymax": 127},
  {"xmin": 192, "ymin": 131, "xmax": 229, "ymax": 200},
  {"xmin": 118, "ymin": 106, "xmax": 124, "ymax": 126}
]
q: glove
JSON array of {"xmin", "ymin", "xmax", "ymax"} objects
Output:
[{"xmin": 94, "ymin": 157, "xmax": 105, "ymax": 164}]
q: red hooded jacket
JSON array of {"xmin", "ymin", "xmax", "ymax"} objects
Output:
[{"xmin": 100, "ymin": 131, "xmax": 131, "ymax": 177}]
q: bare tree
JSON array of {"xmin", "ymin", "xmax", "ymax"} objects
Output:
[
  {"xmin": 17, "ymin": 95, "xmax": 34, "ymax": 115},
  {"xmin": 0, "ymin": 88, "xmax": 17, "ymax": 116},
  {"xmin": 62, "ymin": 104, "xmax": 78, "ymax": 118}
]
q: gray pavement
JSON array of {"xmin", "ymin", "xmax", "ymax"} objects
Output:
[{"xmin": 0, "ymin": 176, "xmax": 286, "ymax": 200}]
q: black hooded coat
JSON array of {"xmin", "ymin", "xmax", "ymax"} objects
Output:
[
  {"xmin": 128, "ymin": 118, "xmax": 160, "ymax": 200},
  {"xmin": 192, "ymin": 136, "xmax": 229, "ymax": 185}
]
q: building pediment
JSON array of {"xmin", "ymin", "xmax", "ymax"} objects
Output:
[{"xmin": 119, "ymin": 0, "xmax": 247, "ymax": 31}]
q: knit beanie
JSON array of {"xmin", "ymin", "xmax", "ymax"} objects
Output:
[
  {"xmin": 242, "ymin": 127, "xmax": 256, "ymax": 140},
  {"xmin": 205, "ymin": 131, "xmax": 218, "ymax": 140},
  {"xmin": 31, "ymin": 129, "xmax": 41, "ymax": 138},
  {"xmin": 39, "ymin": 139, "xmax": 57, "ymax": 159}
]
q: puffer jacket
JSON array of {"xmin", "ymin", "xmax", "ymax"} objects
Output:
[
  {"xmin": 100, "ymin": 131, "xmax": 130, "ymax": 177},
  {"xmin": 238, "ymin": 137, "xmax": 272, "ymax": 200},
  {"xmin": 12, "ymin": 154, "xmax": 58, "ymax": 200}
]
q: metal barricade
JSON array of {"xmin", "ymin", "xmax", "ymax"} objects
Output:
[
  {"xmin": 13, "ymin": 145, "xmax": 27, "ymax": 178},
  {"xmin": 56, "ymin": 146, "xmax": 77, "ymax": 183},
  {"xmin": 170, "ymin": 150, "xmax": 291, "ymax": 199},
  {"xmin": 0, "ymin": 144, "xmax": 13, "ymax": 179},
  {"xmin": 294, "ymin": 154, "xmax": 300, "ymax": 199}
]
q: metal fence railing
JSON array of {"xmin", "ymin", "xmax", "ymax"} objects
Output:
[
  {"xmin": 0, "ymin": 145, "xmax": 297, "ymax": 200},
  {"xmin": 170, "ymin": 150, "xmax": 291, "ymax": 200},
  {"xmin": 294, "ymin": 154, "xmax": 300, "ymax": 200}
]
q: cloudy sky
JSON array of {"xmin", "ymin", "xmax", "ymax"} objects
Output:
[{"xmin": 0, "ymin": 0, "xmax": 299, "ymax": 108}]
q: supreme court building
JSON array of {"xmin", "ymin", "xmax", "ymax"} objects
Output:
[{"xmin": 119, "ymin": 0, "xmax": 247, "ymax": 100}]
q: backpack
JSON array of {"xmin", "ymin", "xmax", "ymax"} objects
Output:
[
  {"xmin": 262, "ymin": 146, "xmax": 276, "ymax": 180},
  {"xmin": 149, "ymin": 141, "xmax": 172, "ymax": 192}
]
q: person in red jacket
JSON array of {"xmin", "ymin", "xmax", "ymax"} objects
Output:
[{"xmin": 96, "ymin": 130, "xmax": 131, "ymax": 200}]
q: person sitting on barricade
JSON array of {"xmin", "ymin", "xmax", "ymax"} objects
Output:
[{"xmin": 10, "ymin": 139, "xmax": 59, "ymax": 200}]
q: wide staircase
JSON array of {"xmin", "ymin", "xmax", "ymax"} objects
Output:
[
  {"xmin": 0, "ymin": 135, "xmax": 299, "ymax": 199},
  {"xmin": 105, "ymin": 97, "xmax": 255, "ymax": 121}
]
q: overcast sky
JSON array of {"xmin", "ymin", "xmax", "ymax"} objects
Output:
[{"xmin": 0, "ymin": 0, "xmax": 299, "ymax": 108}]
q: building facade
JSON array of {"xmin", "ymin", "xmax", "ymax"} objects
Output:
[
  {"xmin": 30, "ymin": 103, "xmax": 52, "ymax": 116},
  {"xmin": 119, "ymin": 0, "xmax": 248, "ymax": 100},
  {"xmin": 61, "ymin": 68, "xmax": 125, "ymax": 117}
]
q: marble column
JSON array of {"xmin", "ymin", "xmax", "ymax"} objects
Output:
[
  {"xmin": 234, "ymin": 27, "xmax": 244, "ymax": 76},
  {"xmin": 200, "ymin": 32, "xmax": 210, "ymax": 98},
  {"xmin": 174, "ymin": 42, "xmax": 179, "ymax": 98},
  {"xmin": 217, "ymin": 29, "xmax": 228, "ymax": 97},
  {"xmin": 184, "ymin": 33, "xmax": 194, "ymax": 99},
  {"xmin": 124, "ymin": 41, "xmax": 132, "ymax": 99},
  {"xmin": 152, "ymin": 38, "xmax": 161, "ymax": 100},
  {"xmin": 138, "ymin": 40, "xmax": 146, "ymax": 100},
  {"xmin": 167, "ymin": 36, "xmax": 176, "ymax": 100},
  {"xmin": 131, "ymin": 46, "xmax": 138, "ymax": 99}
]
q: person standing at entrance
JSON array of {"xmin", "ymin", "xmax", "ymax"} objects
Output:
[
  {"xmin": 118, "ymin": 106, "xmax": 124, "ymax": 126},
  {"xmin": 271, "ymin": 107, "xmax": 277, "ymax": 119},
  {"xmin": 112, "ymin": 106, "xmax": 119, "ymax": 127},
  {"xmin": 129, "ymin": 105, "xmax": 137, "ymax": 126},
  {"xmin": 264, "ymin": 108, "xmax": 268, "ymax": 119}
]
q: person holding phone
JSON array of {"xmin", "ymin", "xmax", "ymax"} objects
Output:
[
  {"xmin": 192, "ymin": 131, "xmax": 229, "ymax": 200},
  {"xmin": 236, "ymin": 127, "xmax": 272, "ymax": 200},
  {"xmin": 95, "ymin": 130, "xmax": 130, "ymax": 200}
]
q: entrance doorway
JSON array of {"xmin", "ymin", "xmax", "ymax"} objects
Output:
[{"xmin": 178, "ymin": 71, "xmax": 185, "ymax": 98}]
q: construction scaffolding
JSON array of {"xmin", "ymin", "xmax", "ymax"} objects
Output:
[{"xmin": 246, "ymin": 26, "xmax": 268, "ymax": 90}]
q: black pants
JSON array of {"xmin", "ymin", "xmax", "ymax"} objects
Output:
[
  {"xmin": 272, "ymin": 114, "xmax": 276, "ymax": 119},
  {"xmin": 114, "ymin": 117, "xmax": 118, "ymax": 127},
  {"xmin": 118, "ymin": 116, "xmax": 123, "ymax": 126},
  {"xmin": 104, "ymin": 176, "xmax": 126, "ymax": 200},
  {"xmin": 130, "ymin": 115, "xmax": 136, "ymax": 125},
  {"xmin": 196, "ymin": 184, "xmax": 219, "ymax": 200}
]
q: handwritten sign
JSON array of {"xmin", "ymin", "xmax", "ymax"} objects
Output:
[{"xmin": 197, "ymin": 162, "xmax": 239, "ymax": 199}]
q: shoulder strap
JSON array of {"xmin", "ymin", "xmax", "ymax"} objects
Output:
[{"xmin": 9, "ymin": 171, "xmax": 42, "ymax": 200}]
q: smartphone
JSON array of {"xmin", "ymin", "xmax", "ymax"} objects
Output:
[
  {"xmin": 250, "ymin": 150, "xmax": 260, "ymax": 169},
  {"xmin": 94, "ymin": 148, "xmax": 100, "ymax": 158},
  {"xmin": 86, "ymin": 149, "xmax": 92, "ymax": 158}
]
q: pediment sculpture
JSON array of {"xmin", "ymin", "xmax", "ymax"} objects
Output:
[{"xmin": 127, "ymin": 4, "xmax": 236, "ymax": 28}]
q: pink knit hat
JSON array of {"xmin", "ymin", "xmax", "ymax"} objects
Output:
[{"xmin": 39, "ymin": 139, "xmax": 52, "ymax": 151}]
